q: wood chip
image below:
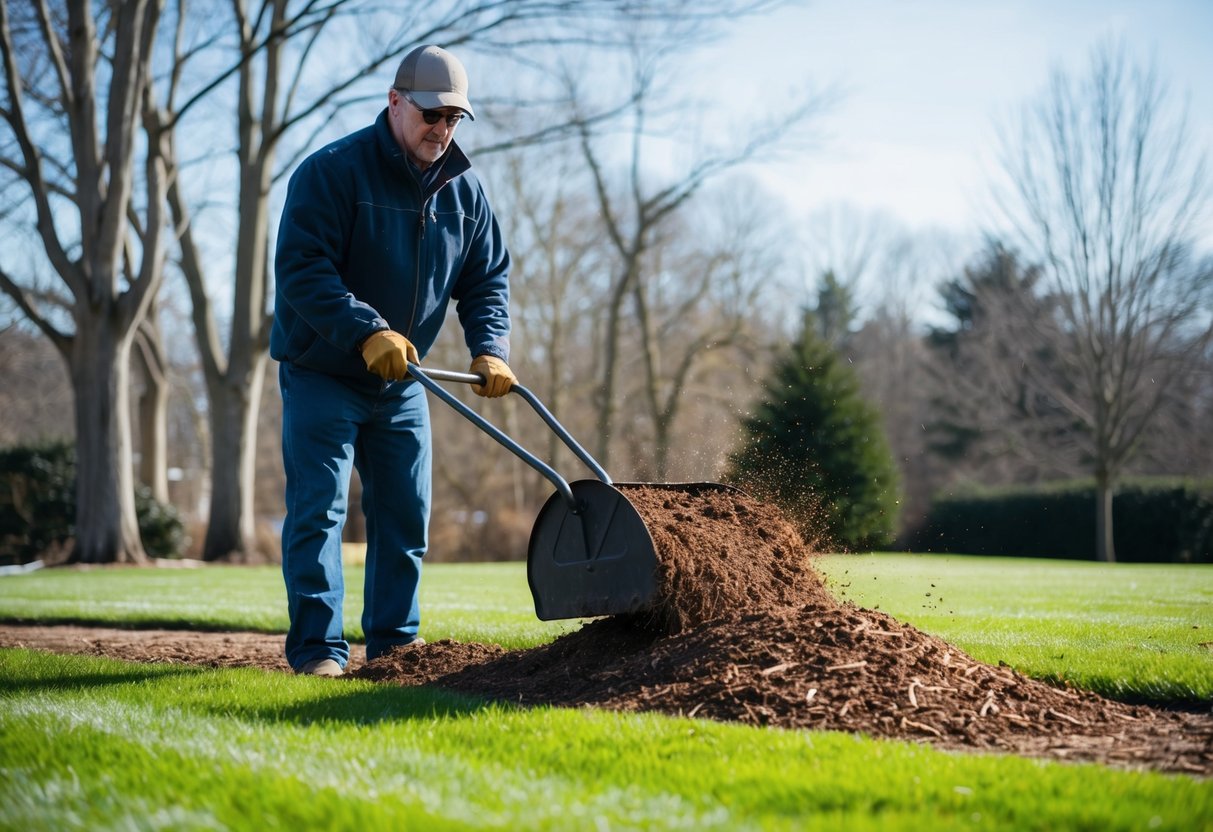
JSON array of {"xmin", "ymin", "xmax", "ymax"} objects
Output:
[
  {"xmin": 908, "ymin": 681, "xmax": 920, "ymax": 708},
  {"xmin": 760, "ymin": 662, "xmax": 795, "ymax": 676},
  {"xmin": 901, "ymin": 717, "xmax": 943, "ymax": 737},
  {"xmin": 1046, "ymin": 708, "xmax": 1085, "ymax": 726},
  {"xmin": 826, "ymin": 660, "xmax": 868, "ymax": 672}
]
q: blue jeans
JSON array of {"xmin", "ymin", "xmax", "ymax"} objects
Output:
[{"xmin": 279, "ymin": 362, "xmax": 431, "ymax": 670}]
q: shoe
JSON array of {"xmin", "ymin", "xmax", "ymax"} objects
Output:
[{"xmin": 298, "ymin": 658, "xmax": 344, "ymax": 677}]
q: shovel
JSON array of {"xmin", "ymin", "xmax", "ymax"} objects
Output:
[{"xmin": 407, "ymin": 364, "xmax": 725, "ymax": 621}]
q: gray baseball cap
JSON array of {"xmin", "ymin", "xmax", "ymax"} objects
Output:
[{"xmin": 394, "ymin": 45, "xmax": 475, "ymax": 120}]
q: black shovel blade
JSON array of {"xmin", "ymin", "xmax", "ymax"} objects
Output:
[{"xmin": 527, "ymin": 480, "xmax": 659, "ymax": 621}]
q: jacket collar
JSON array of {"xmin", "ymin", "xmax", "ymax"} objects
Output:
[{"xmin": 375, "ymin": 107, "xmax": 471, "ymax": 195}]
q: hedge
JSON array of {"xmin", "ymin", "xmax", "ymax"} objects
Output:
[
  {"xmin": 0, "ymin": 441, "xmax": 187, "ymax": 564},
  {"xmin": 904, "ymin": 479, "xmax": 1213, "ymax": 563}
]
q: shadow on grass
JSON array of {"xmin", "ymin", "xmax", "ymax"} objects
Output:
[
  {"xmin": 213, "ymin": 683, "xmax": 502, "ymax": 728},
  {"xmin": 0, "ymin": 649, "xmax": 203, "ymax": 693},
  {"xmin": 0, "ymin": 615, "xmax": 287, "ymax": 635},
  {"xmin": 0, "ymin": 647, "xmax": 497, "ymax": 726}
]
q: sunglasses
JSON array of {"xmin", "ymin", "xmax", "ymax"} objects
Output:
[{"xmin": 399, "ymin": 90, "xmax": 467, "ymax": 127}]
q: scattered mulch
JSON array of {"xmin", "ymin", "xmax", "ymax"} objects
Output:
[
  {"xmin": 2, "ymin": 487, "xmax": 1209, "ymax": 776},
  {"xmin": 355, "ymin": 607, "xmax": 1211, "ymax": 776}
]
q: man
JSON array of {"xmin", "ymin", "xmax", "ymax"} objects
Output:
[{"xmin": 271, "ymin": 44, "xmax": 516, "ymax": 677}]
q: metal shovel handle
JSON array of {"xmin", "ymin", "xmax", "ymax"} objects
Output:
[{"xmin": 407, "ymin": 364, "xmax": 612, "ymax": 511}]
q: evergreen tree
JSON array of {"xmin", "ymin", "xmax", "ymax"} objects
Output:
[{"xmin": 728, "ymin": 311, "xmax": 899, "ymax": 550}]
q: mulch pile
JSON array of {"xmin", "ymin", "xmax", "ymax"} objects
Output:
[
  {"xmin": 2, "ymin": 485, "xmax": 1209, "ymax": 775},
  {"xmin": 619, "ymin": 485, "xmax": 834, "ymax": 633},
  {"xmin": 355, "ymin": 485, "xmax": 1212, "ymax": 776}
]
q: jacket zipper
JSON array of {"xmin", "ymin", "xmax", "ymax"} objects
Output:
[
  {"xmin": 405, "ymin": 161, "xmax": 453, "ymax": 343},
  {"xmin": 405, "ymin": 198, "xmax": 427, "ymax": 341}
]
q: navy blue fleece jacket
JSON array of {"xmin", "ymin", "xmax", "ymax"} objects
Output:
[{"xmin": 271, "ymin": 109, "xmax": 510, "ymax": 385}]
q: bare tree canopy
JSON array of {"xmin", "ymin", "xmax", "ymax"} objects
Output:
[
  {"xmin": 989, "ymin": 40, "xmax": 1213, "ymax": 561},
  {"xmin": 568, "ymin": 35, "xmax": 830, "ymax": 468}
]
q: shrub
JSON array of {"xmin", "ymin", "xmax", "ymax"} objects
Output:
[
  {"xmin": 0, "ymin": 441, "xmax": 187, "ymax": 563},
  {"xmin": 905, "ymin": 479, "xmax": 1213, "ymax": 563},
  {"xmin": 134, "ymin": 485, "xmax": 188, "ymax": 558},
  {"xmin": 0, "ymin": 442, "xmax": 75, "ymax": 564}
]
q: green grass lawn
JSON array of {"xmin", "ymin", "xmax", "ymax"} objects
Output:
[
  {"xmin": 2, "ymin": 649, "xmax": 1209, "ymax": 831},
  {"xmin": 1, "ymin": 554, "xmax": 1209, "ymax": 701},
  {"xmin": 1, "ymin": 554, "xmax": 1211, "ymax": 829},
  {"xmin": 0, "ymin": 560, "xmax": 577, "ymax": 649}
]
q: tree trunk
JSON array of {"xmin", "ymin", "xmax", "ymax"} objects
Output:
[
  {"xmin": 69, "ymin": 316, "xmax": 147, "ymax": 564},
  {"xmin": 134, "ymin": 316, "xmax": 170, "ymax": 503},
  {"xmin": 201, "ymin": 352, "xmax": 268, "ymax": 562},
  {"xmin": 1095, "ymin": 475, "xmax": 1116, "ymax": 563},
  {"xmin": 594, "ymin": 263, "xmax": 638, "ymax": 467}
]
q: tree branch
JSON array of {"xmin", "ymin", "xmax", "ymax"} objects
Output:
[
  {"xmin": 0, "ymin": 266, "xmax": 71, "ymax": 354},
  {"xmin": 0, "ymin": 0, "xmax": 84, "ymax": 299}
]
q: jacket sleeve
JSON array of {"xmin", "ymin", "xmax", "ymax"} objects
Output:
[
  {"xmin": 274, "ymin": 154, "xmax": 388, "ymax": 352},
  {"xmin": 452, "ymin": 180, "xmax": 511, "ymax": 362}
]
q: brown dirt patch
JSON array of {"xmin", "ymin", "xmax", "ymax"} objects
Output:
[
  {"xmin": 2, "ymin": 487, "xmax": 1209, "ymax": 776},
  {"xmin": 0, "ymin": 623, "xmax": 296, "ymax": 671}
]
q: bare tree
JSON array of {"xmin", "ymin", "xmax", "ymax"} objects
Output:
[
  {"xmin": 630, "ymin": 185, "xmax": 792, "ymax": 478},
  {"xmin": 0, "ymin": 0, "xmax": 168, "ymax": 563},
  {"xmin": 493, "ymin": 148, "xmax": 607, "ymax": 470},
  {"xmin": 574, "ymin": 42, "xmax": 828, "ymax": 469},
  {"xmin": 991, "ymin": 42, "xmax": 1213, "ymax": 560}
]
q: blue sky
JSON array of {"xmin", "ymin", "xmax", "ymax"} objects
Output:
[{"xmin": 691, "ymin": 0, "xmax": 1213, "ymax": 241}]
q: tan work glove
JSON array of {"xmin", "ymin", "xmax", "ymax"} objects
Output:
[
  {"xmin": 470, "ymin": 355, "xmax": 516, "ymax": 398},
  {"xmin": 360, "ymin": 330, "xmax": 419, "ymax": 381}
]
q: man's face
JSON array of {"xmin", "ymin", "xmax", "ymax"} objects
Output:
[{"xmin": 387, "ymin": 88, "xmax": 465, "ymax": 170}]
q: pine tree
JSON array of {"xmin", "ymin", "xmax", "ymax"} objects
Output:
[{"xmin": 729, "ymin": 312, "xmax": 899, "ymax": 550}]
